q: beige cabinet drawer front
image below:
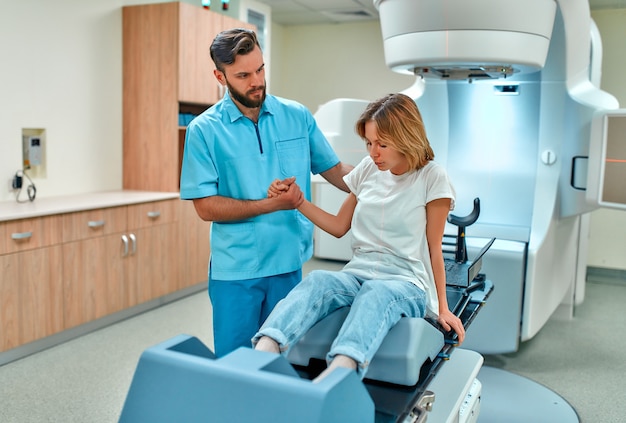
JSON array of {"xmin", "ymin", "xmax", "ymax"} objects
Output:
[
  {"xmin": 62, "ymin": 206, "xmax": 128, "ymax": 243},
  {"xmin": 127, "ymin": 199, "xmax": 179, "ymax": 229},
  {"xmin": 1, "ymin": 215, "xmax": 63, "ymax": 255}
]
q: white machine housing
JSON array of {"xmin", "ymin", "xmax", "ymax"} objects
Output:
[
  {"xmin": 375, "ymin": 0, "xmax": 557, "ymax": 79},
  {"xmin": 312, "ymin": 99, "xmax": 368, "ymax": 261},
  {"xmin": 313, "ymin": 0, "xmax": 621, "ymax": 354}
]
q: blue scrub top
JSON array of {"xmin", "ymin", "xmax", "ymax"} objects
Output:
[{"xmin": 180, "ymin": 91, "xmax": 340, "ymax": 280}]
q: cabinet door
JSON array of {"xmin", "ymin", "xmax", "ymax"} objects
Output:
[
  {"xmin": 123, "ymin": 3, "xmax": 179, "ymax": 192},
  {"xmin": 179, "ymin": 200, "xmax": 211, "ymax": 289},
  {"xmin": 0, "ymin": 246, "xmax": 64, "ymax": 351},
  {"xmin": 62, "ymin": 206, "xmax": 128, "ymax": 328},
  {"xmin": 127, "ymin": 200, "xmax": 180, "ymax": 305},
  {"xmin": 129, "ymin": 222, "xmax": 180, "ymax": 305},
  {"xmin": 62, "ymin": 233, "xmax": 126, "ymax": 329},
  {"xmin": 0, "ymin": 253, "xmax": 19, "ymax": 351},
  {"xmin": 178, "ymin": 3, "xmax": 223, "ymax": 105}
]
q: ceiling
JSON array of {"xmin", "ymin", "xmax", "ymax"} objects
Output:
[
  {"xmin": 253, "ymin": 0, "xmax": 626, "ymax": 26},
  {"xmin": 251, "ymin": 0, "xmax": 379, "ymax": 25}
]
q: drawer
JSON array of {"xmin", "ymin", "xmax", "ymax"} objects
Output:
[
  {"xmin": 1, "ymin": 215, "xmax": 63, "ymax": 255},
  {"xmin": 127, "ymin": 199, "xmax": 179, "ymax": 230},
  {"xmin": 62, "ymin": 206, "xmax": 128, "ymax": 243}
]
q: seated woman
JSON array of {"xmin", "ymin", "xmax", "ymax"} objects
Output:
[{"xmin": 253, "ymin": 93, "xmax": 465, "ymax": 382}]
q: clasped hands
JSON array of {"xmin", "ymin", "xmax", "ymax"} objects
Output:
[{"xmin": 267, "ymin": 176, "xmax": 304, "ymax": 210}]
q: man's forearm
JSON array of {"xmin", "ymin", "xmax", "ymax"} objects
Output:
[
  {"xmin": 192, "ymin": 196, "xmax": 276, "ymax": 222},
  {"xmin": 321, "ymin": 162, "xmax": 354, "ymax": 193},
  {"xmin": 192, "ymin": 185, "xmax": 304, "ymax": 222}
]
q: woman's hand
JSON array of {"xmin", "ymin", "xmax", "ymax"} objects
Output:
[
  {"xmin": 267, "ymin": 177, "xmax": 304, "ymax": 210},
  {"xmin": 437, "ymin": 308, "xmax": 465, "ymax": 345},
  {"xmin": 267, "ymin": 176, "xmax": 296, "ymax": 198}
]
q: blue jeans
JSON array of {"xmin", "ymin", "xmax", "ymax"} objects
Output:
[
  {"xmin": 210, "ymin": 269, "xmax": 301, "ymax": 357},
  {"xmin": 253, "ymin": 269, "xmax": 427, "ymax": 378}
]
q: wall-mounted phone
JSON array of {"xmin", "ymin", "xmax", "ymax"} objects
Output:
[
  {"xmin": 23, "ymin": 135, "xmax": 42, "ymax": 168},
  {"xmin": 21, "ymin": 128, "xmax": 47, "ymax": 178}
]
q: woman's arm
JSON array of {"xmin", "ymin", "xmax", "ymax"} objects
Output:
[
  {"xmin": 425, "ymin": 197, "xmax": 466, "ymax": 344},
  {"xmin": 298, "ymin": 192, "xmax": 357, "ymax": 238},
  {"xmin": 266, "ymin": 178, "xmax": 357, "ymax": 237}
]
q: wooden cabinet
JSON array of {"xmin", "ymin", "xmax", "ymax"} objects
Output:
[
  {"xmin": 0, "ymin": 193, "xmax": 184, "ymax": 358},
  {"xmin": 122, "ymin": 2, "xmax": 252, "ymax": 289},
  {"xmin": 61, "ymin": 200, "xmax": 180, "ymax": 329},
  {"xmin": 122, "ymin": 2, "xmax": 255, "ymax": 192},
  {"xmin": 0, "ymin": 217, "xmax": 64, "ymax": 352}
]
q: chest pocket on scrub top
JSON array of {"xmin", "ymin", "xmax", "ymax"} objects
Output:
[{"xmin": 275, "ymin": 138, "xmax": 309, "ymax": 177}]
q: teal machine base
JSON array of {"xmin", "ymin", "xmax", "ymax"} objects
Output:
[
  {"xmin": 120, "ymin": 280, "xmax": 494, "ymax": 422},
  {"xmin": 119, "ymin": 335, "xmax": 374, "ymax": 423}
]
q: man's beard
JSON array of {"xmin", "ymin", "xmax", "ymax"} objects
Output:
[{"xmin": 227, "ymin": 81, "xmax": 266, "ymax": 109}]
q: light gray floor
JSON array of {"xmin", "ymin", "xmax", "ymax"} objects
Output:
[{"xmin": 0, "ymin": 258, "xmax": 624, "ymax": 422}]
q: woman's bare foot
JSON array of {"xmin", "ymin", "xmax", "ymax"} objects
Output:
[
  {"xmin": 255, "ymin": 336, "xmax": 280, "ymax": 354},
  {"xmin": 312, "ymin": 354, "xmax": 357, "ymax": 383}
]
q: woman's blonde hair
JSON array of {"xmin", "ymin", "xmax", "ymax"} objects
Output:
[{"xmin": 355, "ymin": 93, "xmax": 434, "ymax": 170}]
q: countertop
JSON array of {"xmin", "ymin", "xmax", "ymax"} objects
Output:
[{"xmin": 0, "ymin": 190, "xmax": 180, "ymax": 222}]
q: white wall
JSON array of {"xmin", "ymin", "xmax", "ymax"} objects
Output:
[
  {"xmin": 267, "ymin": 20, "xmax": 414, "ymax": 113},
  {"xmin": 0, "ymin": 1, "xmax": 624, "ymax": 270},
  {"xmin": 0, "ymin": 0, "xmax": 125, "ymax": 201},
  {"xmin": 0, "ymin": 0, "xmax": 220, "ymax": 202}
]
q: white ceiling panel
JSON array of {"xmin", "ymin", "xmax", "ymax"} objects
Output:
[{"xmin": 253, "ymin": 0, "xmax": 626, "ymax": 25}]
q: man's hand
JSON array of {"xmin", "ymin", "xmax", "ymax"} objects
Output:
[
  {"xmin": 268, "ymin": 176, "xmax": 296, "ymax": 198},
  {"xmin": 268, "ymin": 177, "xmax": 303, "ymax": 210}
]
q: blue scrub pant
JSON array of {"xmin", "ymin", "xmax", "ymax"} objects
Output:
[
  {"xmin": 209, "ymin": 269, "xmax": 301, "ymax": 357},
  {"xmin": 252, "ymin": 269, "xmax": 427, "ymax": 378}
]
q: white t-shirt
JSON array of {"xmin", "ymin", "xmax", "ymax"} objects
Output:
[{"xmin": 342, "ymin": 156, "xmax": 455, "ymax": 317}]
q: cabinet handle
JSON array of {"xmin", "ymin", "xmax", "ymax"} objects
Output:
[
  {"xmin": 88, "ymin": 220, "xmax": 105, "ymax": 228},
  {"xmin": 11, "ymin": 231, "xmax": 33, "ymax": 240},
  {"xmin": 121, "ymin": 234, "xmax": 129, "ymax": 257},
  {"xmin": 129, "ymin": 233, "xmax": 137, "ymax": 255},
  {"xmin": 147, "ymin": 211, "xmax": 161, "ymax": 219}
]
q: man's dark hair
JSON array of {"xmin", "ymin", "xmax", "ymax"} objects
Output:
[{"xmin": 210, "ymin": 28, "xmax": 260, "ymax": 72}]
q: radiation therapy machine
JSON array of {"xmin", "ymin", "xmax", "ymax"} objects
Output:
[
  {"xmin": 315, "ymin": 0, "xmax": 624, "ymax": 355},
  {"xmin": 120, "ymin": 0, "xmax": 626, "ymax": 421}
]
